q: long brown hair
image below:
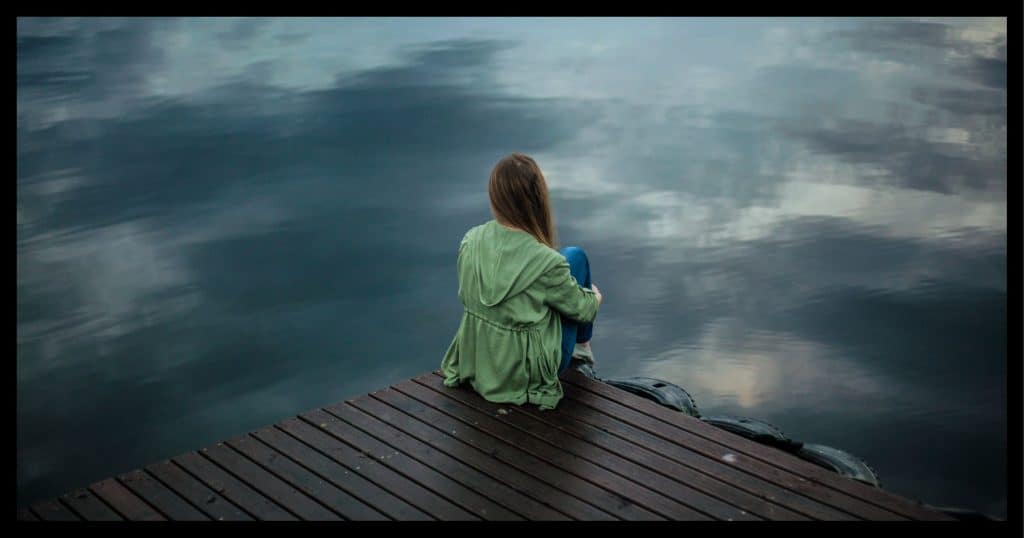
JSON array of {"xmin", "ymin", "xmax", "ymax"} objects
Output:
[{"xmin": 488, "ymin": 153, "xmax": 558, "ymax": 249}]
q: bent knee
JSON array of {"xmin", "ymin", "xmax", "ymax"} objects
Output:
[{"xmin": 560, "ymin": 245, "xmax": 587, "ymax": 263}]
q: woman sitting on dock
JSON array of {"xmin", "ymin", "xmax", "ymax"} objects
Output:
[{"xmin": 440, "ymin": 153, "xmax": 603, "ymax": 411}]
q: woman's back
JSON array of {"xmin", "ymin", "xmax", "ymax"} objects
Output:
[{"xmin": 457, "ymin": 220, "xmax": 568, "ymax": 328}]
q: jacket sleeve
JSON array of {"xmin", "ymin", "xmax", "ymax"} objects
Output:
[
  {"xmin": 456, "ymin": 231, "xmax": 472, "ymax": 297},
  {"xmin": 538, "ymin": 260, "xmax": 599, "ymax": 323}
]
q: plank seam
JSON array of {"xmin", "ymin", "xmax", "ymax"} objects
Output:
[
  {"xmin": 88, "ymin": 481, "xmax": 161, "ymax": 521},
  {"xmin": 270, "ymin": 422, "xmax": 439, "ymax": 521},
  {"xmin": 139, "ymin": 467, "xmax": 218, "ymax": 521},
  {"xmin": 246, "ymin": 430, "xmax": 393, "ymax": 521},
  {"xmin": 56, "ymin": 495, "xmax": 100, "ymax": 521},
  {"xmin": 365, "ymin": 391, "xmax": 618, "ymax": 521},
  {"xmin": 221, "ymin": 437, "xmax": 348, "ymax": 520},
  {"xmin": 561, "ymin": 376, "xmax": 908, "ymax": 520},
  {"xmin": 392, "ymin": 381, "xmax": 677, "ymax": 520},
  {"xmin": 295, "ymin": 410, "xmax": 483, "ymax": 520},
  {"xmin": 327, "ymin": 401, "xmax": 536, "ymax": 520},
  {"xmin": 349, "ymin": 396, "xmax": 584, "ymax": 520},
  {"xmin": 474, "ymin": 385, "xmax": 791, "ymax": 520},
  {"xmin": 409, "ymin": 377, "xmax": 724, "ymax": 520},
  {"xmin": 115, "ymin": 475, "xmax": 175, "ymax": 521},
  {"xmin": 164, "ymin": 460, "xmax": 257, "ymax": 520},
  {"xmin": 193, "ymin": 448, "xmax": 304, "ymax": 520},
  {"xmin": 559, "ymin": 389, "xmax": 863, "ymax": 520}
]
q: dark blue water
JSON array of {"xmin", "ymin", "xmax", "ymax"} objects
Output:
[{"xmin": 17, "ymin": 17, "xmax": 1007, "ymax": 517}]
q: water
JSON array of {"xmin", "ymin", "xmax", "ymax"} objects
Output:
[{"xmin": 17, "ymin": 17, "xmax": 1006, "ymax": 517}]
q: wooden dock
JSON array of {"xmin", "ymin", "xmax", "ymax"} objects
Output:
[{"xmin": 17, "ymin": 369, "xmax": 954, "ymax": 521}]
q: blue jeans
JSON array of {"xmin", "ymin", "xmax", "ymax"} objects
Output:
[{"xmin": 558, "ymin": 246, "xmax": 594, "ymax": 375}]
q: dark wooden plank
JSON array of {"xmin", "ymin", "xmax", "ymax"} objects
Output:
[
  {"xmin": 371, "ymin": 388, "xmax": 625, "ymax": 521},
  {"xmin": 29, "ymin": 499, "xmax": 79, "ymax": 521},
  {"xmin": 395, "ymin": 379, "xmax": 709, "ymax": 520},
  {"xmin": 26, "ymin": 369, "xmax": 948, "ymax": 523},
  {"xmin": 276, "ymin": 416, "xmax": 475, "ymax": 520},
  {"xmin": 416, "ymin": 374, "xmax": 768, "ymax": 521},
  {"xmin": 302, "ymin": 407, "xmax": 520, "ymax": 521},
  {"xmin": 561, "ymin": 372, "xmax": 951, "ymax": 521},
  {"xmin": 561, "ymin": 383, "xmax": 894, "ymax": 520},
  {"xmin": 428, "ymin": 372, "xmax": 834, "ymax": 521},
  {"xmin": 413, "ymin": 376, "xmax": 750, "ymax": 521},
  {"xmin": 515, "ymin": 396, "xmax": 813, "ymax": 521},
  {"xmin": 89, "ymin": 478, "xmax": 165, "ymax": 521},
  {"xmin": 227, "ymin": 434, "xmax": 387, "ymax": 520},
  {"xmin": 59, "ymin": 487, "xmax": 123, "ymax": 521},
  {"xmin": 378, "ymin": 384, "xmax": 664, "ymax": 521},
  {"xmin": 559, "ymin": 375, "xmax": 905, "ymax": 521},
  {"xmin": 544, "ymin": 392, "xmax": 821, "ymax": 520},
  {"xmin": 353, "ymin": 394, "xmax": 614, "ymax": 520},
  {"xmin": 173, "ymin": 451, "xmax": 296, "ymax": 520},
  {"xmin": 118, "ymin": 469, "xmax": 210, "ymax": 521},
  {"xmin": 201, "ymin": 442, "xmax": 341, "ymax": 520},
  {"xmin": 557, "ymin": 389, "xmax": 858, "ymax": 520},
  {"xmin": 145, "ymin": 460, "xmax": 252, "ymax": 521},
  {"xmin": 253, "ymin": 425, "xmax": 430, "ymax": 521},
  {"xmin": 324, "ymin": 400, "xmax": 569, "ymax": 520}
]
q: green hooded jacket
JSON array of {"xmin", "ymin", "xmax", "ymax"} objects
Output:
[{"xmin": 440, "ymin": 220, "xmax": 600, "ymax": 410}]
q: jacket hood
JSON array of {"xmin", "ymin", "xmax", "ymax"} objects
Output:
[{"xmin": 470, "ymin": 220, "xmax": 562, "ymax": 307}]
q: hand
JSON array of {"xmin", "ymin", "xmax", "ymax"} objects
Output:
[{"xmin": 591, "ymin": 283, "xmax": 603, "ymax": 305}]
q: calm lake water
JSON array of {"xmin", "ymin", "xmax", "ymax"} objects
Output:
[{"xmin": 17, "ymin": 17, "xmax": 1007, "ymax": 517}]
